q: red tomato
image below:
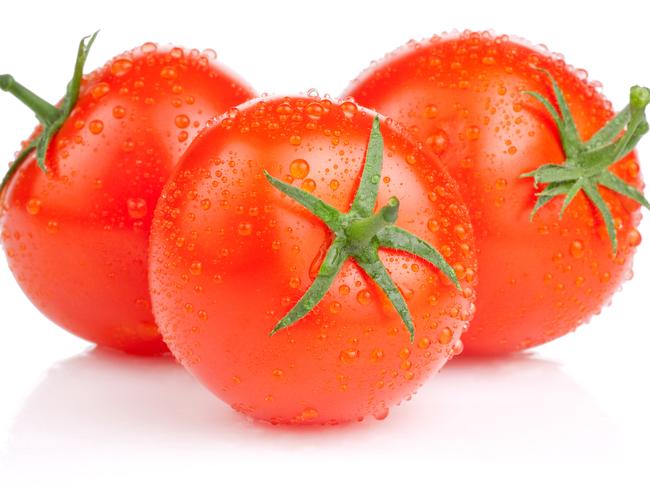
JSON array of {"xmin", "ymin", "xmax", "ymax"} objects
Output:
[
  {"xmin": 1, "ymin": 39, "xmax": 255, "ymax": 354},
  {"xmin": 149, "ymin": 96, "xmax": 477, "ymax": 424},
  {"xmin": 345, "ymin": 31, "xmax": 646, "ymax": 355}
]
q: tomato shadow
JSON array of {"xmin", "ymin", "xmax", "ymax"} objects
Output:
[{"xmin": 1, "ymin": 347, "xmax": 617, "ymax": 476}]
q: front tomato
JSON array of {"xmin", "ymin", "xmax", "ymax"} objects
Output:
[{"xmin": 149, "ymin": 96, "xmax": 477, "ymax": 424}]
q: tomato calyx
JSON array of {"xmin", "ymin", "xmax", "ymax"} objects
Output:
[
  {"xmin": 0, "ymin": 31, "xmax": 98, "ymax": 194},
  {"xmin": 521, "ymin": 68, "xmax": 650, "ymax": 254},
  {"xmin": 264, "ymin": 116, "xmax": 460, "ymax": 341}
]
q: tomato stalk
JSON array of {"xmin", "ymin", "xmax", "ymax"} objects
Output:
[
  {"xmin": 265, "ymin": 117, "xmax": 460, "ymax": 341},
  {"xmin": 0, "ymin": 32, "xmax": 98, "ymax": 193},
  {"xmin": 521, "ymin": 68, "xmax": 650, "ymax": 254}
]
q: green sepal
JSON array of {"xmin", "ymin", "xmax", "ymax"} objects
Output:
[
  {"xmin": 265, "ymin": 116, "xmax": 460, "ymax": 341},
  {"xmin": 522, "ymin": 70, "xmax": 649, "ymax": 254}
]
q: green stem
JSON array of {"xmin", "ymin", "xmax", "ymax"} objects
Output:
[
  {"xmin": 346, "ymin": 196, "xmax": 399, "ymax": 245},
  {"xmin": 0, "ymin": 74, "xmax": 61, "ymax": 125}
]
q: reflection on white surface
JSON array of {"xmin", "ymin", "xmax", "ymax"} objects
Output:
[{"xmin": 0, "ymin": 348, "xmax": 617, "ymax": 482}]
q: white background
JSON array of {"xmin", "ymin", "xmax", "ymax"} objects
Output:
[{"xmin": 1, "ymin": 1, "xmax": 648, "ymax": 486}]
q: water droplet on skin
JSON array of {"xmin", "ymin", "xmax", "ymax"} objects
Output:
[
  {"xmin": 305, "ymin": 102, "xmax": 324, "ymax": 120},
  {"xmin": 299, "ymin": 407, "xmax": 319, "ymax": 421},
  {"xmin": 289, "ymin": 134, "xmax": 302, "ymax": 145},
  {"xmin": 197, "ymin": 310, "xmax": 209, "ymax": 321},
  {"xmin": 202, "ymin": 48, "xmax": 217, "ymax": 60},
  {"xmin": 329, "ymin": 301, "xmax": 342, "ymax": 314},
  {"xmin": 289, "ymin": 276, "xmax": 301, "ymax": 288},
  {"xmin": 424, "ymin": 104, "xmax": 438, "ymax": 119},
  {"xmin": 339, "ymin": 349, "xmax": 360, "ymax": 364},
  {"xmin": 175, "ymin": 114, "xmax": 190, "ymax": 128},
  {"xmin": 200, "ymin": 199, "xmax": 211, "ymax": 210},
  {"xmin": 370, "ymin": 174, "xmax": 380, "ymax": 184},
  {"xmin": 438, "ymin": 327, "xmax": 453, "ymax": 345},
  {"xmin": 570, "ymin": 240, "xmax": 585, "ymax": 258},
  {"xmin": 26, "ymin": 198, "xmax": 41, "ymax": 215},
  {"xmin": 178, "ymin": 131, "xmax": 189, "ymax": 142},
  {"xmin": 373, "ymin": 406, "xmax": 389, "ymax": 421},
  {"xmin": 340, "ymin": 101, "xmax": 358, "ymax": 118},
  {"xmin": 466, "ymin": 125, "xmax": 481, "ymax": 140},
  {"xmin": 110, "ymin": 58, "xmax": 133, "ymax": 76},
  {"xmin": 600, "ymin": 272, "xmax": 611, "ymax": 283},
  {"xmin": 112, "ymin": 106, "xmax": 126, "ymax": 119},
  {"xmin": 427, "ymin": 219, "xmax": 440, "ymax": 233},
  {"xmin": 290, "ymin": 159, "xmax": 310, "ymax": 179},
  {"xmin": 425, "ymin": 129, "xmax": 449, "ymax": 155},
  {"xmin": 127, "ymin": 198, "xmax": 148, "ymax": 219},
  {"xmin": 417, "ymin": 337, "xmax": 431, "ymax": 349},
  {"xmin": 627, "ymin": 229, "xmax": 642, "ymax": 247},
  {"xmin": 91, "ymin": 82, "xmax": 110, "ymax": 99},
  {"xmin": 339, "ymin": 284, "xmax": 350, "ymax": 295},
  {"xmin": 272, "ymin": 369, "xmax": 284, "ymax": 378},
  {"xmin": 357, "ymin": 289, "xmax": 371, "ymax": 305},
  {"xmin": 495, "ymin": 178, "xmax": 507, "ymax": 190},
  {"xmin": 451, "ymin": 340, "xmax": 464, "ymax": 356},
  {"xmin": 190, "ymin": 261, "xmax": 202, "ymax": 276},
  {"xmin": 237, "ymin": 222, "xmax": 253, "ymax": 236},
  {"xmin": 301, "ymin": 179, "xmax": 316, "ymax": 192},
  {"xmin": 160, "ymin": 66, "xmax": 178, "ymax": 80},
  {"xmin": 141, "ymin": 42, "xmax": 157, "ymax": 53},
  {"xmin": 370, "ymin": 349, "xmax": 384, "ymax": 362},
  {"xmin": 88, "ymin": 120, "xmax": 104, "ymax": 135}
]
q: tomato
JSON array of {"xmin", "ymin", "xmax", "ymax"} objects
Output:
[
  {"xmin": 149, "ymin": 96, "xmax": 477, "ymax": 424},
  {"xmin": 344, "ymin": 31, "xmax": 648, "ymax": 355},
  {"xmin": 0, "ymin": 36, "xmax": 255, "ymax": 354}
]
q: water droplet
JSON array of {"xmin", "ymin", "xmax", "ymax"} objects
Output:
[
  {"xmin": 329, "ymin": 179, "xmax": 340, "ymax": 190},
  {"xmin": 237, "ymin": 222, "xmax": 253, "ymax": 236},
  {"xmin": 454, "ymin": 225, "xmax": 467, "ymax": 240},
  {"xmin": 370, "ymin": 349, "xmax": 384, "ymax": 362},
  {"xmin": 289, "ymin": 276, "xmax": 301, "ymax": 288},
  {"xmin": 127, "ymin": 198, "xmax": 147, "ymax": 219},
  {"xmin": 507, "ymin": 146, "xmax": 518, "ymax": 155},
  {"xmin": 370, "ymin": 174, "xmax": 380, "ymax": 184},
  {"xmin": 424, "ymin": 104, "xmax": 438, "ymax": 119},
  {"xmin": 290, "ymin": 159, "xmax": 310, "ymax": 179},
  {"xmin": 190, "ymin": 261, "xmax": 202, "ymax": 276},
  {"xmin": 373, "ymin": 406, "xmax": 389, "ymax": 421},
  {"xmin": 178, "ymin": 131, "xmax": 189, "ymax": 142},
  {"xmin": 197, "ymin": 310, "xmax": 209, "ymax": 321},
  {"xmin": 495, "ymin": 178, "xmax": 507, "ymax": 190},
  {"xmin": 175, "ymin": 114, "xmax": 190, "ymax": 129},
  {"xmin": 272, "ymin": 369, "xmax": 284, "ymax": 378},
  {"xmin": 329, "ymin": 301, "xmax": 342, "ymax": 314},
  {"xmin": 91, "ymin": 82, "xmax": 110, "ymax": 99},
  {"xmin": 26, "ymin": 198, "xmax": 41, "ymax": 215},
  {"xmin": 427, "ymin": 219, "xmax": 440, "ymax": 233},
  {"xmin": 451, "ymin": 340, "xmax": 464, "ymax": 356},
  {"xmin": 200, "ymin": 199, "xmax": 211, "ymax": 210},
  {"xmin": 600, "ymin": 272, "xmax": 611, "ymax": 283},
  {"xmin": 298, "ymin": 407, "xmax": 319, "ymax": 421},
  {"xmin": 570, "ymin": 240, "xmax": 585, "ymax": 258},
  {"xmin": 301, "ymin": 179, "xmax": 316, "ymax": 192},
  {"xmin": 202, "ymin": 48, "xmax": 217, "ymax": 60},
  {"xmin": 339, "ymin": 349, "xmax": 360, "ymax": 364},
  {"xmin": 305, "ymin": 102, "xmax": 324, "ymax": 120},
  {"xmin": 466, "ymin": 125, "xmax": 481, "ymax": 140},
  {"xmin": 438, "ymin": 327, "xmax": 453, "ymax": 345},
  {"xmin": 88, "ymin": 120, "xmax": 104, "ymax": 135},
  {"xmin": 289, "ymin": 134, "xmax": 302, "ymax": 145},
  {"xmin": 425, "ymin": 129, "xmax": 449, "ymax": 155},
  {"xmin": 110, "ymin": 58, "xmax": 133, "ymax": 76},
  {"xmin": 627, "ymin": 229, "xmax": 642, "ymax": 247},
  {"xmin": 112, "ymin": 106, "xmax": 126, "ymax": 119},
  {"xmin": 160, "ymin": 66, "xmax": 178, "ymax": 80},
  {"xmin": 417, "ymin": 337, "xmax": 431, "ymax": 349},
  {"xmin": 339, "ymin": 284, "xmax": 350, "ymax": 295},
  {"xmin": 170, "ymin": 47, "xmax": 184, "ymax": 59},
  {"xmin": 356, "ymin": 289, "xmax": 371, "ymax": 305},
  {"xmin": 340, "ymin": 101, "xmax": 358, "ymax": 118},
  {"xmin": 141, "ymin": 42, "xmax": 157, "ymax": 53}
]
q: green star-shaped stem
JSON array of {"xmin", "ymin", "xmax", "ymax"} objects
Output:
[
  {"xmin": 521, "ymin": 68, "xmax": 650, "ymax": 254},
  {"xmin": 265, "ymin": 116, "xmax": 460, "ymax": 341},
  {"xmin": 0, "ymin": 32, "xmax": 98, "ymax": 193}
]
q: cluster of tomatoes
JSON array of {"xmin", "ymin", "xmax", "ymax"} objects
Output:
[{"xmin": 1, "ymin": 31, "xmax": 647, "ymax": 425}]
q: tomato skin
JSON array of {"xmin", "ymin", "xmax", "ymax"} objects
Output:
[
  {"xmin": 149, "ymin": 96, "xmax": 477, "ymax": 424},
  {"xmin": 344, "ymin": 31, "xmax": 643, "ymax": 355},
  {"xmin": 1, "ymin": 44, "xmax": 254, "ymax": 354}
]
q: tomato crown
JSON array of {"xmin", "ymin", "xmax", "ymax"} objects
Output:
[
  {"xmin": 521, "ymin": 68, "xmax": 650, "ymax": 254},
  {"xmin": 265, "ymin": 116, "xmax": 460, "ymax": 341},
  {"xmin": 0, "ymin": 32, "xmax": 98, "ymax": 194}
]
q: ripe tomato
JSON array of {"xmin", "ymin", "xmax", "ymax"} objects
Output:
[
  {"xmin": 0, "ymin": 37, "xmax": 255, "ymax": 354},
  {"xmin": 149, "ymin": 96, "xmax": 477, "ymax": 424},
  {"xmin": 344, "ymin": 31, "xmax": 648, "ymax": 355}
]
